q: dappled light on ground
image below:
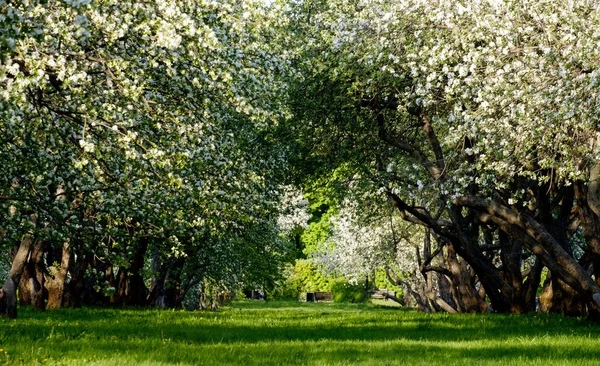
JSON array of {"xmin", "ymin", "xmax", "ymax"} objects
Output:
[{"xmin": 1, "ymin": 301, "xmax": 600, "ymax": 365}]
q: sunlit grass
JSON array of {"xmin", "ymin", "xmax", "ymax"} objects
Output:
[{"xmin": 1, "ymin": 300, "xmax": 600, "ymax": 365}]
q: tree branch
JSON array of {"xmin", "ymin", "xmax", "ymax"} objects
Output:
[
  {"xmin": 377, "ymin": 113, "xmax": 443, "ymax": 180},
  {"xmin": 456, "ymin": 195, "xmax": 600, "ymax": 300}
]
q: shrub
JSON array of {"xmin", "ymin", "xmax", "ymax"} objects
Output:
[
  {"xmin": 331, "ymin": 280, "xmax": 368, "ymax": 303},
  {"xmin": 267, "ymin": 276, "xmax": 302, "ymax": 300},
  {"xmin": 268, "ymin": 260, "xmax": 335, "ymax": 300}
]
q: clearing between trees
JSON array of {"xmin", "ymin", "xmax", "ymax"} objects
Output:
[{"xmin": 1, "ymin": 300, "xmax": 600, "ymax": 365}]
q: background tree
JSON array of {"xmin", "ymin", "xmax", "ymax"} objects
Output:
[{"xmin": 286, "ymin": 0, "xmax": 600, "ymax": 316}]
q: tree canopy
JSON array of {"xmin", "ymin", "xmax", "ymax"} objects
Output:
[
  {"xmin": 286, "ymin": 0, "xmax": 600, "ymax": 316},
  {"xmin": 0, "ymin": 0, "xmax": 296, "ymax": 315},
  {"xmin": 3, "ymin": 0, "xmax": 600, "ymax": 318}
]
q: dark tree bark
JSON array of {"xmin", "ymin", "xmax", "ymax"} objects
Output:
[
  {"xmin": 445, "ymin": 245, "xmax": 481, "ymax": 312},
  {"xmin": 64, "ymin": 253, "xmax": 89, "ymax": 308},
  {"xmin": 522, "ymin": 259, "xmax": 543, "ymax": 313},
  {"xmin": 454, "ymin": 195, "xmax": 600, "ymax": 312},
  {"xmin": 1, "ymin": 232, "xmax": 36, "ymax": 318},
  {"xmin": 388, "ymin": 190, "xmax": 512, "ymax": 313},
  {"xmin": 574, "ymin": 181, "xmax": 600, "ymax": 286},
  {"xmin": 499, "ymin": 230, "xmax": 525, "ymax": 313},
  {"xmin": 111, "ymin": 237, "xmax": 149, "ymax": 306},
  {"xmin": 0, "ymin": 279, "xmax": 17, "ymax": 318}
]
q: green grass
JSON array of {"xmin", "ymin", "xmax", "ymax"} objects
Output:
[{"xmin": 1, "ymin": 300, "xmax": 600, "ymax": 365}]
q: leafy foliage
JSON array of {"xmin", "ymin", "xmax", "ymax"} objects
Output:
[
  {"xmin": 330, "ymin": 280, "xmax": 369, "ymax": 303},
  {"xmin": 0, "ymin": 0, "xmax": 299, "ymax": 310}
]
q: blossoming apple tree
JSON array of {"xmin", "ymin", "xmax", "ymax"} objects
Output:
[
  {"xmin": 289, "ymin": 0, "xmax": 600, "ymax": 316},
  {"xmin": 0, "ymin": 0, "xmax": 294, "ymax": 316}
]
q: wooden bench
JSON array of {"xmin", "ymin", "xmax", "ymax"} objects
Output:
[
  {"xmin": 306, "ymin": 292, "xmax": 332, "ymax": 302},
  {"xmin": 315, "ymin": 291, "xmax": 332, "ymax": 301}
]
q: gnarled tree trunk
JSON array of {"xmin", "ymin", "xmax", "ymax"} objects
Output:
[
  {"xmin": 454, "ymin": 195, "xmax": 600, "ymax": 314},
  {"xmin": 45, "ymin": 242, "xmax": 71, "ymax": 309},
  {"xmin": 1, "ymin": 232, "xmax": 36, "ymax": 318},
  {"xmin": 18, "ymin": 239, "xmax": 46, "ymax": 311}
]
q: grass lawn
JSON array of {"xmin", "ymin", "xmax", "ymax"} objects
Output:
[{"xmin": 1, "ymin": 300, "xmax": 600, "ymax": 365}]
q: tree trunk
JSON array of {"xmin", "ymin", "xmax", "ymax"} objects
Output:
[
  {"xmin": 199, "ymin": 285, "xmax": 208, "ymax": 310},
  {"xmin": 521, "ymin": 259, "xmax": 543, "ymax": 313},
  {"xmin": 147, "ymin": 244, "xmax": 167, "ymax": 307},
  {"xmin": 438, "ymin": 272, "xmax": 458, "ymax": 310},
  {"xmin": 64, "ymin": 253, "xmax": 88, "ymax": 308},
  {"xmin": 112, "ymin": 238, "xmax": 149, "ymax": 306},
  {"xmin": 586, "ymin": 161, "xmax": 600, "ymax": 218},
  {"xmin": 45, "ymin": 242, "xmax": 71, "ymax": 309},
  {"xmin": 388, "ymin": 192, "xmax": 509, "ymax": 313},
  {"xmin": 454, "ymin": 195, "xmax": 600, "ymax": 310},
  {"xmin": 18, "ymin": 239, "xmax": 46, "ymax": 311},
  {"xmin": 0, "ymin": 278, "xmax": 17, "ymax": 318},
  {"xmin": 1, "ymin": 233, "xmax": 35, "ymax": 318},
  {"xmin": 446, "ymin": 245, "xmax": 481, "ymax": 312},
  {"xmin": 162, "ymin": 258, "xmax": 186, "ymax": 308},
  {"xmin": 499, "ymin": 230, "xmax": 525, "ymax": 313},
  {"xmin": 574, "ymin": 182, "xmax": 600, "ymax": 285},
  {"xmin": 539, "ymin": 272, "xmax": 586, "ymax": 316}
]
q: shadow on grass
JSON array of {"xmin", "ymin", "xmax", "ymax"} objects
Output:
[{"xmin": 2, "ymin": 303, "xmax": 600, "ymax": 365}]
